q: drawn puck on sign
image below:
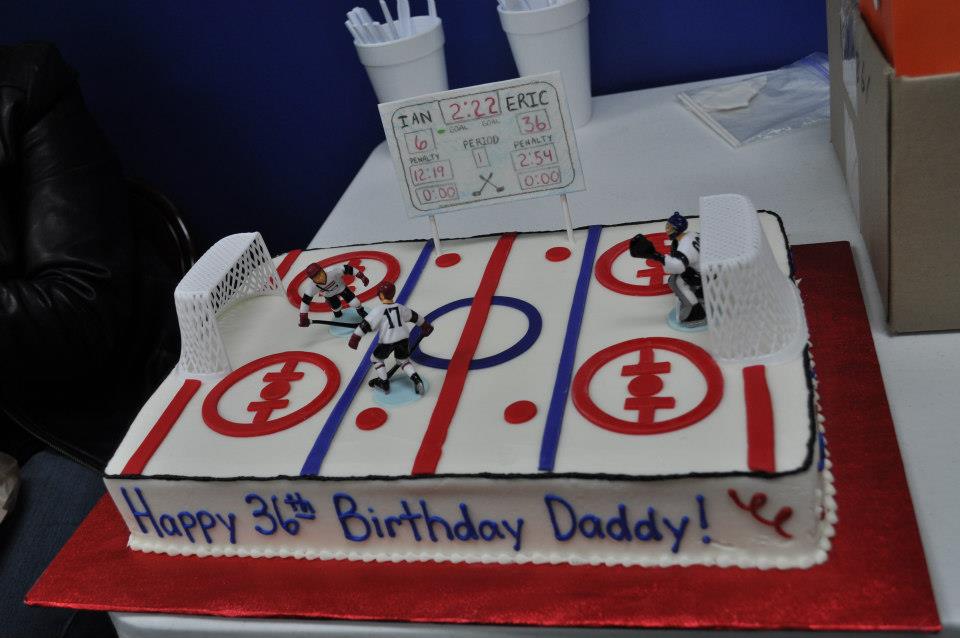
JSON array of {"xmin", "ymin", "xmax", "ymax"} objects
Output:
[
  {"xmin": 202, "ymin": 351, "xmax": 340, "ymax": 437},
  {"xmin": 594, "ymin": 233, "xmax": 673, "ymax": 296},
  {"xmin": 572, "ymin": 337, "xmax": 723, "ymax": 435}
]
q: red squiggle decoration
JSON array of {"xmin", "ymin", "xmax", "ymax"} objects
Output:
[{"xmin": 727, "ymin": 489, "xmax": 794, "ymax": 539}]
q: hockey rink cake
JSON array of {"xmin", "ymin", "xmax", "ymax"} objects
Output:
[{"xmin": 104, "ymin": 194, "xmax": 836, "ymax": 569}]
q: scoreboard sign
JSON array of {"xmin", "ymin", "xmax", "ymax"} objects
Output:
[{"xmin": 379, "ymin": 72, "xmax": 586, "ymax": 218}]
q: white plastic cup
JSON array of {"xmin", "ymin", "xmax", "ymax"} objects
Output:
[
  {"xmin": 498, "ymin": 0, "xmax": 592, "ymax": 127},
  {"xmin": 353, "ymin": 16, "xmax": 448, "ymax": 104}
]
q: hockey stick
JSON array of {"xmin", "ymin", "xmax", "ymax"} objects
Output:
[
  {"xmin": 311, "ymin": 319, "xmax": 361, "ymax": 328},
  {"xmin": 385, "ymin": 331, "xmax": 429, "ymax": 380}
]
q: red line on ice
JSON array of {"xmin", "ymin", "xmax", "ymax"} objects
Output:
[
  {"xmin": 743, "ymin": 364, "xmax": 776, "ymax": 472},
  {"xmin": 122, "ymin": 378, "xmax": 202, "ymax": 474},
  {"xmin": 412, "ymin": 234, "xmax": 516, "ymax": 475}
]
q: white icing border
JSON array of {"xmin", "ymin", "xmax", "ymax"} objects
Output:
[
  {"xmin": 125, "ymin": 463, "xmax": 835, "ymax": 570},
  {"xmin": 112, "ymin": 421, "xmax": 837, "ymax": 569}
]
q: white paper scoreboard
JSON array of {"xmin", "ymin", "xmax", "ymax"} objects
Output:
[{"xmin": 379, "ymin": 72, "xmax": 586, "ymax": 218}]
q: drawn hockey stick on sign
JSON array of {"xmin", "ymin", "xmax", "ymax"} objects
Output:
[{"xmin": 471, "ymin": 173, "xmax": 504, "ymax": 197}]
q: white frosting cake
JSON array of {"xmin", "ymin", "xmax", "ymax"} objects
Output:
[{"xmin": 104, "ymin": 195, "xmax": 836, "ymax": 569}]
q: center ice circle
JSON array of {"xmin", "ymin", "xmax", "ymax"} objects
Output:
[{"xmin": 410, "ymin": 296, "xmax": 542, "ymax": 370}]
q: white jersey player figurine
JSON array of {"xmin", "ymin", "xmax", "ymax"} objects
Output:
[
  {"xmin": 629, "ymin": 211, "xmax": 705, "ymax": 325},
  {"xmin": 348, "ymin": 281, "xmax": 434, "ymax": 395},
  {"xmin": 298, "ymin": 262, "xmax": 370, "ymax": 327}
]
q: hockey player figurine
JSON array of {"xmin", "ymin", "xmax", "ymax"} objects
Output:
[
  {"xmin": 348, "ymin": 281, "xmax": 433, "ymax": 395},
  {"xmin": 629, "ymin": 211, "xmax": 705, "ymax": 326},
  {"xmin": 298, "ymin": 262, "xmax": 370, "ymax": 327}
]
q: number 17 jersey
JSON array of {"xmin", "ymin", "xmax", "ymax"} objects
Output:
[{"xmin": 359, "ymin": 302, "xmax": 424, "ymax": 345}]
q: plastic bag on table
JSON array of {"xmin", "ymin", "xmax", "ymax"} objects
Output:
[{"xmin": 677, "ymin": 52, "xmax": 830, "ymax": 147}]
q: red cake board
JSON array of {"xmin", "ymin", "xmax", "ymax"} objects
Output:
[{"xmin": 27, "ymin": 242, "xmax": 941, "ymax": 632}]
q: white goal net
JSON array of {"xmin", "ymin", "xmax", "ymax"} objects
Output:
[
  {"xmin": 700, "ymin": 194, "xmax": 808, "ymax": 365},
  {"xmin": 174, "ymin": 232, "xmax": 282, "ymax": 376}
]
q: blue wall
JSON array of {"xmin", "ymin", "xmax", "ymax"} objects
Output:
[{"xmin": 0, "ymin": 1, "xmax": 825, "ymax": 252}]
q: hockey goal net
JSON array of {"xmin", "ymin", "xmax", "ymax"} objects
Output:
[
  {"xmin": 700, "ymin": 194, "xmax": 808, "ymax": 365},
  {"xmin": 174, "ymin": 232, "xmax": 282, "ymax": 376}
]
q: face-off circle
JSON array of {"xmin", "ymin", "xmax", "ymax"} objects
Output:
[
  {"xmin": 410, "ymin": 296, "xmax": 542, "ymax": 370},
  {"xmin": 202, "ymin": 351, "xmax": 340, "ymax": 437},
  {"xmin": 572, "ymin": 337, "xmax": 723, "ymax": 435},
  {"xmin": 286, "ymin": 251, "xmax": 401, "ymax": 312},
  {"xmin": 594, "ymin": 232, "xmax": 672, "ymax": 296}
]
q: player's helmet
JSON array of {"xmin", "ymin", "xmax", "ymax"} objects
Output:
[
  {"xmin": 305, "ymin": 263, "xmax": 321, "ymax": 278},
  {"xmin": 667, "ymin": 211, "xmax": 688, "ymax": 233},
  {"xmin": 378, "ymin": 281, "xmax": 396, "ymax": 300}
]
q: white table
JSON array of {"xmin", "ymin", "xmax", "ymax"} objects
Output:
[{"xmin": 112, "ymin": 77, "xmax": 960, "ymax": 637}]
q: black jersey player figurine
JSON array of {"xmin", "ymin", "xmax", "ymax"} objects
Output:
[
  {"xmin": 629, "ymin": 211, "xmax": 705, "ymax": 326},
  {"xmin": 348, "ymin": 281, "xmax": 434, "ymax": 395},
  {"xmin": 298, "ymin": 262, "xmax": 370, "ymax": 327}
]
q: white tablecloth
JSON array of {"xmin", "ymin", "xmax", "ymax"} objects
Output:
[{"xmin": 113, "ymin": 75, "xmax": 960, "ymax": 637}]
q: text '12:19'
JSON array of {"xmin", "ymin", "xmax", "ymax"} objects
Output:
[{"xmin": 409, "ymin": 160, "xmax": 454, "ymax": 185}]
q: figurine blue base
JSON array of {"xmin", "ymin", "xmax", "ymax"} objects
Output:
[
  {"xmin": 371, "ymin": 375, "xmax": 430, "ymax": 407},
  {"xmin": 329, "ymin": 308, "xmax": 364, "ymax": 337},
  {"xmin": 667, "ymin": 307, "xmax": 708, "ymax": 333}
]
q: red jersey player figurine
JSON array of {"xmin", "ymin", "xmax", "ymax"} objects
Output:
[
  {"xmin": 348, "ymin": 281, "xmax": 433, "ymax": 395},
  {"xmin": 298, "ymin": 262, "xmax": 370, "ymax": 327}
]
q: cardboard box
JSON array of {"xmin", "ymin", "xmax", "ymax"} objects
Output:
[
  {"xmin": 859, "ymin": 0, "xmax": 960, "ymax": 77},
  {"xmin": 828, "ymin": 0, "xmax": 960, "ymax": 332}
]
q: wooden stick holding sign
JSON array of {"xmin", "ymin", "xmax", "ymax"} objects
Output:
[
  {"xmin": 378, "ymin": 71, "xmax": 586, "ymax": 245},
  {"xmin": 561, "ymin": 194, "xmax": 574, "ymax": 243},
  {"xmin": 429, "ymin": 214, "xmax": 443, "ymax": 254}
]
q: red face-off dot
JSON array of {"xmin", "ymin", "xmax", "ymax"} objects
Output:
[
  {"xmin": 435, "ymin": 253, "xmax": 461, "ymax": 268},
  {"xmin": 627, "ymin": 373, "xmax": 665, "ymax": 397},
  {"xmin": 545, "ymin": 246, "xmax": 571, "ymax": 262},
  {"xmin": 356, "ymin": 407, "xmax": 388, "ymax": 431},
  {"xmin": 504, "ymin": 400, "xmax": 537, "ymax": 424}
]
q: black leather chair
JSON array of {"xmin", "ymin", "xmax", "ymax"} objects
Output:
[
  {"xmin": 126, "ymin": 179, "xmax": 196, "ymax": 399},
  {"xmin": 1, "ymin": 179, "xmax": 195, "ymax": 470},
  {"xmin": 127, "ymin": 178, "xmax": 196, "ymax": 276}
]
